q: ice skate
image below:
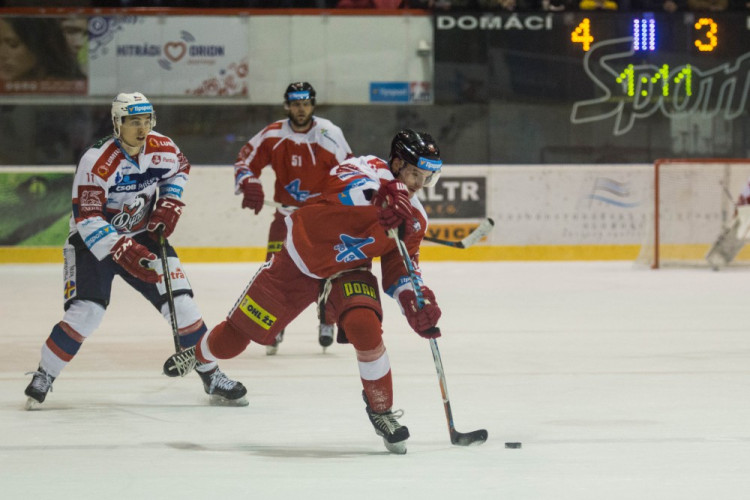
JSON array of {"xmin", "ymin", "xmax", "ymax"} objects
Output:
[
  {"xmin": 318, "ymin": 323, "xmax": 334, "ymax": 351},
  {"xmin": 362, "ymin": 391, "xmax": 409, "ymax": 454},
  {"xmin": 198, "ymin": 366, "xmax": 249, "ymax": 406},
  {"xmin": 163, "ymin": 346, "xmax": 197, "ymax": 377},
  {"xmin": 266, "ymin": 329, "xmax": 284, "ymax": 356},
  {"xmin": 24, "ymin": 366, "xmax": 55, "ymax": 410}
]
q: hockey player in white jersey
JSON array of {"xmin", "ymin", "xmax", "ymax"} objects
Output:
[{"xmin": 24, "ymin": 92, "xmax": 247, "ymax": 409}]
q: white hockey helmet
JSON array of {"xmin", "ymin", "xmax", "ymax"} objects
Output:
[{"xmin": 111, "ymin": 92, "xmax": 156, "ymax": 138}]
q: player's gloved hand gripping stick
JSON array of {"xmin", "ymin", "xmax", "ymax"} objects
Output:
[{"xmin": 387, "ymin": 227, "xmax": 488, "ymax": 446}]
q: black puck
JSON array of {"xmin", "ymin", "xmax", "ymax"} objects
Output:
[{"xmin": 505, "ymin": 442, "xmax": 522, "ymax": 449}]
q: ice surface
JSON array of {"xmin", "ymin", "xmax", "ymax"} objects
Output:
[{"xmin": 1, "ymin": 261, "xmax": 749, "ymax": 499}]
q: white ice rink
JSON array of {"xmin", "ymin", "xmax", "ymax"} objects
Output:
[{"xmin": 1, "ymin": 260, "xmax": 749, "ymax": 499}]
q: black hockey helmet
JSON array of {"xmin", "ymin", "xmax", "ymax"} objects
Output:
[
  {"xmin": 284, "ymin": 82, "xmax": 316, "ymax": 105},
  {"xmin": 389, "ymin": 129, "xmax": 442, "ymax": 187}
]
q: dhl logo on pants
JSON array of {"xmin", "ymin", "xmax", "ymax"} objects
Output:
[
  {"xmin": 239, "ymin": 296, "xmax": 276, "ymax": 330},
  {"xmin": 343, "ymin": 281, "xmax": 377, "ymax": 300}
]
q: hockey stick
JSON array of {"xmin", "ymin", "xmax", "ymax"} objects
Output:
[
  {"xmin": 158, "ymin": 228, "xmax": 181, "ymax": 353},
  {"xmin": 263, "ymin": 199, "xmax": 295, "ymax": 210},
  {"xmin": 265, "ymin": 199, "xmax": 495, "ymax": 250},
  {"xmin": 388, "ymin": 228, "xmax": 488, "ymax": 446},
  {"xmin": 720, "ymin": 181, "xmax": 735, "ymax": 207},
  {"xmin": 159, "ymin": 231, "xmax": 198, "ymax": 377},
  {"xmin": 423, "ymin": 217, "xmax": 495, "ymax": 249}
]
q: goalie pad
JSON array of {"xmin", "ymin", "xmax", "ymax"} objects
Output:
[
  {"xmin": 705, "ymin": 206, "xmax": 750, "ymax": 270},
  {"xmin": 735, "ymin": 205, "xmax": 750, "ymax": 240}
]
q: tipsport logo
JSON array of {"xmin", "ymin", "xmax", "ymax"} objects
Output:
[
  {"xmin": 287, "ymin": 91, "xmax": 311, "ymax": 101},
  {"xmin": 571, "ymin": 38, "xmax": 750, "ymax": 136},
  {"xmin": 127, "ymin": 103, "xmax": 153, "ymax": 115},
  {"xmin": 418, "ymin": 157, "xmax": 442, "ymax": 172}
]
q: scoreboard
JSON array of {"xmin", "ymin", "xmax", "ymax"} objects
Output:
[{"xmin": 434, "ymin": 13, "xmax": 749, "ymax": 147}]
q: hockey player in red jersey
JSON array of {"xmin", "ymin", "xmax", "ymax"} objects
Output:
[
  {"xmin": 23, "ymin": 92, "xmax": 248, "ymax": 409},
  {"xmin": 234, "ymin": 82, "xmax": 352, "ymax": 354},
  {"xmin": 164, "ymin": 129, "xmax": 443, "ymax": 454}
]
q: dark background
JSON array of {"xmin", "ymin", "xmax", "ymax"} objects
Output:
[{"xmin": 0, "ymin": 12, "xmax": 747, "ymax": 166}]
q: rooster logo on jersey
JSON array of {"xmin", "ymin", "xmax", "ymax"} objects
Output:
[
  {"xmin": 110, "ymin": 194, "xmax": 150, "ymax": 232},
  {"xmin": 334, "ymin": 234, "xmax": 374, "ymax": 263}
]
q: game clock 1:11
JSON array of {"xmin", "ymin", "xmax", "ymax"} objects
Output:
[{"xmin": 569, "ymin": 13, "xmax": 748, "ymax": 102}]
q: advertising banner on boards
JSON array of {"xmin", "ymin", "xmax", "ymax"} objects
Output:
[
  {"xmin": 87, "ymin": 16, "xmax": 248, "ymax": 96},
  {"xmin": 0, "ymin": 17, "xmax": 88, "ymax": 95}
]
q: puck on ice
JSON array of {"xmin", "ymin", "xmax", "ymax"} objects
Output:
[{"xmin": 505, "ymin": 442, "xmax": 522, "ymax": 449}]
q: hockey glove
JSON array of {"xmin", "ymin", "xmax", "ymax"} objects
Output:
[
  {"xmin": 372, "ymin": 180, "xmax": 412, "ymax": 231},
  {"xmin": 240, "ymin": 177, "xmax": 264, "ymax": 214},
  {"xmin": 111, "ymin": 236, "xmax": 160, "ymax": 284},
  {"xmin": 146, "ymin": 198, "xmax": 185, "ymax": 238},
  {"xmin": 397, "ymin": 287, "xmax": 442, "ymax": 339}
]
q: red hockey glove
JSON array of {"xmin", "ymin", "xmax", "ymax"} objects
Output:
[
  {"xmin": 398, "ymin": 287, "xmax": 442, "ymax": 339},
  {"xmin": 372, "ymin": 180, "xmax": 412, "ymax": 231},
  {"xmin": 110, "ymin": 236, "xmax": 160, "ymax": 284},
  {"xmin": 240, "ymin": 177, "xmax": 264, "ymax": 214},
  {"xmin": 146, "ymin": 198, "xmax": 185, "ymax": 238}
]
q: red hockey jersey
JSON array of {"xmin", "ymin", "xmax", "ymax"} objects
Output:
[
  {"xmin": 234, "ymin": 117, "xmax": 352, "ymax": 207},
  {"xmin": 284, "ymin": 155, "xmax": 428, "ymax": 297}
]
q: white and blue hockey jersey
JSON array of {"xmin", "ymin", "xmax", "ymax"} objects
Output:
[{"xmin": 70, "ymin": 131, "xmax": 190, "ymax": 260}]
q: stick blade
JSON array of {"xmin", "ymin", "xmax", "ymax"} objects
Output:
[
  {"xmin": 450, "ymin": 428, "xmax": 488, "ymax": 446},
  {"xmin": 459, "ymin": 218, "xmax": 495, "ymax": 249}
]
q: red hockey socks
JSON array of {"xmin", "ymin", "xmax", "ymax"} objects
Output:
[
  {"xmin": 341, "ymin": 307, "xmax": 393, "ymax": 413},
  {"xmin": 197, "ymin": 320, "xmax": 251, "ymax": 362}
]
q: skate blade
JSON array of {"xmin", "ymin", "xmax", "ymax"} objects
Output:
[
  {"xmin": 208, "ymin": 394, "xmax": 249, "ymax": 407},
  {"xmin": 383, "ymin": 437, "xmax": 407, "ymax": 455},
  {"xmin": 25, "ymin": 397, "xmax": 43, "ymax": 411},
  {"xmin": 265, "ymin": 345, "xmax": 279, "ymax": 356}
]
